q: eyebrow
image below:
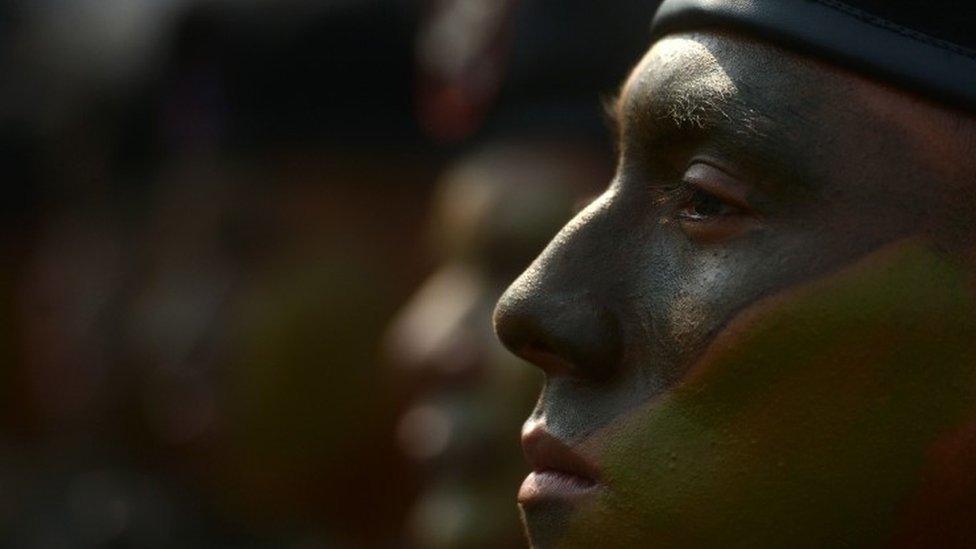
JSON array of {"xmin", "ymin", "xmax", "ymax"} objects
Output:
[{"xmin": 611, "ymin": 78, "xmax": 795, "ymax": 155}]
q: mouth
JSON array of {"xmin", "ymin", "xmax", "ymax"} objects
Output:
[{"xmin": 519, "ymin": 421, "xmax": 602, "ymax": 505}]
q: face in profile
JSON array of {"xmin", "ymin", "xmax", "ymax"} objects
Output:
[{"xmin": 494, "ymin": 33, "xmax": 976, "ymax": 548}]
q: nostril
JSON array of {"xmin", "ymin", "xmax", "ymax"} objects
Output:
[
  {"xmin": 516, "ymin": 344, "xmax": 575, "ymax": 376},
  {"xmin": 493, "ymin": 285, "xmax": 623, "ymax": 381}
]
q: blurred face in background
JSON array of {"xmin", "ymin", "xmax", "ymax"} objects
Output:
[
  {"xmin": 494, "ymin": 33, "xmax": 976, "ymax": 548},
  {"xmin": 385, "ymin": 140, "xmax": 608, "ymax": 549}
]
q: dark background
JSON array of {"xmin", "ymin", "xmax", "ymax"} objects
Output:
[{"xmin": 0, "ymin": 1, "xmax": 656, "ymax": 546}]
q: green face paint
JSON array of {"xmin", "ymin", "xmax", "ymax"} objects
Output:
[{"xmin": 555, "ymin": 241, "xmax": 976, "ymax": 548}]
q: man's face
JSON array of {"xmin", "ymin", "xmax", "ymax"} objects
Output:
[{"xmin": 494, "ymin": 33, "xmax": 976, "ymax": 547}]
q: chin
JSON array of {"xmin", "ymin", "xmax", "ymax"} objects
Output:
[
  {"xmin": 520, "ymin": 497, "xmax": 630, "ymax": 549},
  {"xmin": 519, "ymin": 501, "xmax": 575, "ymax": 549}
]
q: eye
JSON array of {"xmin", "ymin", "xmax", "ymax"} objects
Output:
[
  {"xmin": 677, "ymin": 188, "xmax": 740, "ymax": 221},
  {"xmin": 673, "ymin": 162, "xmax": 760, "ymax": 242}
]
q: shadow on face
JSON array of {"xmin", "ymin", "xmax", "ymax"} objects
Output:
[{"xmin": 494, "ymin": 32, "xmax": 976, "ymax": 548}]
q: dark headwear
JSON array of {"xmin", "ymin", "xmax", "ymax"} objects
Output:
[{"xmin": 651, "ymin": 0, "xmax": 976, "ymax": 112}]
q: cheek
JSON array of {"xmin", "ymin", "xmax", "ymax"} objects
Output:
[
  {"xmin": 653, "ymin": 213, "xmax": 918, "ymax": 368},
  {"xmin": 574, "ymin": 241, "xmax": 976, "ymax": 547},
  {"xmin": 642, "ymin": 235, "xmax": 791, "ymax": 375},
  {"xmin": 661, "ymin": 251, "xmax": 736, "ymax": 352}
]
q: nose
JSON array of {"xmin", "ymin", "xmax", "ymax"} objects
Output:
[
  {"xmin": 494, "ymin": 289, "xmax": 621, "ymax": 380},
  {"xmin": 492, "ymin": 212, "xmax": 623, "ymax": 381}
]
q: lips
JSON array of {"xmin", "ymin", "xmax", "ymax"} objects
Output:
[{"xmin": 519, "ymin": 421, "xmax": 602, "ymax": 504}]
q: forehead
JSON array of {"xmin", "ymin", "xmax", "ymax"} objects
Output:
[
  {"xmin": 622, "ymin": 35, "xmax": 739, "ymax": 116},
  {"xmin": 619, "ymin": 30, "xmax": 972, "ymax": 138},
  {"xmin": 617, "ymin": 33, "xmax": 824, "ymax": 138},
  {"xmin": 616, "ymin": 32, "xmax": 968, "ymax": 192}
]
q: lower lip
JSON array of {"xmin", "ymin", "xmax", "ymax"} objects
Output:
[{"xmin": 518, "ymin": 471, "xmax": 599, "ymax": 504}]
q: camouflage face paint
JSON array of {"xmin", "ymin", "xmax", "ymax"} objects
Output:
[
  {"xmin": 559, "ymin": 241, "xmax": 976, "ymax": 547},
  {"xmin": 495, "ymin": 32, "xmax": 976, "ymax": 548}
]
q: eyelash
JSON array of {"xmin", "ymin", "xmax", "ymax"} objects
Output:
[
  {"xmin": 652, "ymin": 181, "xmax": 736, "ymax": 220},
  {"xmin": 652, "ymin": 181, "xmax": 697, "ymax": 209}
]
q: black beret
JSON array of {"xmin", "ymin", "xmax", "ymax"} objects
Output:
[{"xmin": 651, "ymin": 0, "xmax": 976, "ymax": 112}]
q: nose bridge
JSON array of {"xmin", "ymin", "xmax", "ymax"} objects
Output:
[{"xmin": 493, "ymin": 191, "xmax": 624, "ymax": 380}]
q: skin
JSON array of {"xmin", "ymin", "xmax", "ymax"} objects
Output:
[{"xmin": 493, "ymin": 32, "xmax": 976, "ymax": 548}]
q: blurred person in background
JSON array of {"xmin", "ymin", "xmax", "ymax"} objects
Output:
[
  {"xmin": 2, "ymin": 1, "xmax": 433, "ymax": 547},
  {"xmin": 385, "ymin": 1, "xmax": 658, "ymax": 547},
  {"xmin": 387, "ymin": 142, "xmax": 606, "ymax": 549}
]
